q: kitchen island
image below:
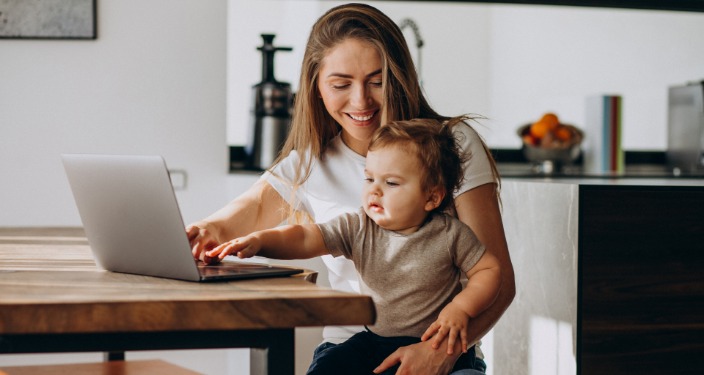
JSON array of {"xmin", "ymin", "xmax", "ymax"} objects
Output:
[{"xmin": 494, "ymin": 178, "xmax": 704, "ymax": 375}]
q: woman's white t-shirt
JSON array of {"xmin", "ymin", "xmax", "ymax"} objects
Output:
[{"xmin": 262, "ymin": 123, "xmax": 495, "ymax": 344}]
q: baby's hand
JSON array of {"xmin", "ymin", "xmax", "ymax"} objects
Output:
[
  {"xmin": 206, "ymin": 235, "xmax": 262, "ymax": 261},
  {"xmin": 420, "ymin": 302, "xmax": 469, "ymax": 355}
]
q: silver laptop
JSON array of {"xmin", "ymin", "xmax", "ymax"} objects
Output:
[{"xmin": 61, "ymin": 154, "xmax": 303, "ymax": 282}]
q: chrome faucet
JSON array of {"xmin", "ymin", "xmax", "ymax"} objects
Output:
[{"xmin": 399, "ymin": 18, "xmax": 424, "ymax": 86}]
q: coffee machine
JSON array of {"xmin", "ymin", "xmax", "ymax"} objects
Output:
[{"xmin": 246, "ymin": 34, "xmax": 293, "ymax": 170}]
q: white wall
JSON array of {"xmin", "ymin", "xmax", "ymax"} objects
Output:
[
  {"xmin": 1, "ymin": 0, "xmax": 229, "ymax": 227},
  {"xmin": 487, "ymin": 5, "xmax": 704, "ymax": 150},
  {"xmin": 227, "ymin": 1, "xmax": 704, "ymax": 150},
  {"xmin": 0, "ymin": 0, "xmax": 249, "ymax": 374}
]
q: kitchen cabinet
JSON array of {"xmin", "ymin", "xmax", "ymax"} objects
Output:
[{"xmin": 494, "ymin": 178, "xmax": 704, "ymax": 374}]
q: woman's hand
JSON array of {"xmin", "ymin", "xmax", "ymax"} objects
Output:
[
  {"xmin": 187, "ymin": 179, "xmax": 291, "ymax": 264},
  {"xmin": 186, "ymin": 223, "xmax": 221, "ymax": 264},
  {"xmin": 421, "ymin": 302, "xmax": 470, "ymax": 355},
  {"xmin": 373, "ymin": 338, "xmax": 462, "ymax": 375}
]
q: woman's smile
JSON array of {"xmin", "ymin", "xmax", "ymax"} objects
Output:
[{"xmin": 347, "ymin": 110, "xmax": 378, "ymax": 123}]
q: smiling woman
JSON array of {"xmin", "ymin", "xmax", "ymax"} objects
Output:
[{"xmin": 200, "ymin": 3, "xmax": 512, "ymax": 374}]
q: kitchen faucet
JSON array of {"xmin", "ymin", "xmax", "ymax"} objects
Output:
[{"xmin": 399, "ymin": 18, "xmax": 424, "ymax": 87}]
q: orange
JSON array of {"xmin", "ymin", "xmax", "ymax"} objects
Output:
[
  {"xmin": 522, "ymin": 134, "xmax": 538, "ymax": 146},
  {"xmin": 529, "ymin": 120, "xmax": 550, "ymax": 138},
  {"xmin": 540, "ymin": 113, "xmax": 560, "ymax": 131},
  {"xmin": 555, "ymin": 126, "xmax": 572, "ymax": 142}
]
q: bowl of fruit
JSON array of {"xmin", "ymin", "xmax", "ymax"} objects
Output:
[{"xmin": 518, "ymin": 113, "xmax": 584, "ymax": 171}]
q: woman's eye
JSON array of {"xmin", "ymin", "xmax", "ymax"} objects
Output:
[
  {"xmin": 370, "ymin": 81, "xmax": 382, "ymax": 87},
  {"xmin": 331, "ymin": 83, "xmax": 350, "ymax": 90}
]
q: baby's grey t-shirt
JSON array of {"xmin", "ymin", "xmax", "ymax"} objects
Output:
[{"xmin": 317, "ymin": 209, "xmax": 485, "ymax": 338}]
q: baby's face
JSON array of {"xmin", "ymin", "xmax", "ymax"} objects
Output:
[{"xmin": 363, "ymin": 145, "xmax": 436, "ymax": 234}]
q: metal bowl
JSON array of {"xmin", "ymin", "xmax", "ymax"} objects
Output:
[{"xmin": 517, "ymin": 124, "xmax": 584, "ymax": 172}]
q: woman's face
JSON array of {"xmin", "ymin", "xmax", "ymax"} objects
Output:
[{"xmin": 318, "ymin": 38, "xmax": 383, "ymax": 156}]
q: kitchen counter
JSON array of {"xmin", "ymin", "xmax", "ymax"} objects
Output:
[
  {"xmin": 493, "ymin": 179, "xmax": 704, "ymax": 374},
  {"xmin": 495, "ymin": 148, "xmax": 704, "ymax": 180},
  {"xmin": 498, "ymin": 162, "xmax": 704, "ymax": 180},
  {"xmin": 503, "ymin": 175, "xmax": 704, "ymax": 186}
]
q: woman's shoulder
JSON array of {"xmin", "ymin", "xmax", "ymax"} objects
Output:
[
  {"xmin": 449, "ymin": 116, "xmax": 497, "ymax": 191},
  {"xmin": 451, "ymin": 118, "xmax": 484, "ymax": 146}
]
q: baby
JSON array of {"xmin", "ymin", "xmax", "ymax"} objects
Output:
[{"xmin": 205, "ymin": 116, "xmax": 501, "ymax": 374}]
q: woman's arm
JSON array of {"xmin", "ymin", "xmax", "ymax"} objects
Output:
[
  {"xmin": 454, "ymin": 183, "xmax": 516, "ymax": 344},
  {"xmin": 187, "ymin": 179, "xmax": 291, "ymax": 261}
]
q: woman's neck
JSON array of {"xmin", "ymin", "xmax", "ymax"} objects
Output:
[{"xmin": 340, "ymin": 132, "xmax": 369, "ymax": 157}]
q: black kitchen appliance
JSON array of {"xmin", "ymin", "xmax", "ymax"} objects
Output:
[{"xmin": 246, "ymin": 34, "xmax": 293, "ymax": 170}]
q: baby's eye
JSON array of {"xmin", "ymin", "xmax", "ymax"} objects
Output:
[
  {"xmin": 385, "ymin": 180, "xmax": 399, "ymax": 187},
  {"xmin": 364, "ymin": 177, "xmax": 373, "ymax": 183}
]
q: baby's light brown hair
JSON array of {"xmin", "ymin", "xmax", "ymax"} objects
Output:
[{"xmin": 368, "ymin": 116, "xmax": 470, "ymax": 212}]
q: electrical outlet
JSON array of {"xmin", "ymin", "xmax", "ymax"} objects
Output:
[{"xmin": 168, "ymin": 169, "xmax": 187, "ymax": 190}]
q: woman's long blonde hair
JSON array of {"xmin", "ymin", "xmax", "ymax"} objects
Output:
[{"xmin": 270, "ymin": 3, "xmax": 500, "ymax": 218}]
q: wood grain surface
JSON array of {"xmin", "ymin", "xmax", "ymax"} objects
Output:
[
  {"xmin": 0, "ymin": 359, "xmax": 200, "ymax": 375},
  {"xmin": 0, "ymin": 228, "xmax": 375, "ymax": 335},
  {"xmin": 578, "ymin": 186, "xmax": 704, "ymax": 374}
]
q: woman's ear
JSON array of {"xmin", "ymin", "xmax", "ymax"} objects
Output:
[{"xmin": 424, "ymin": 187, "xmax": 445, "ymax": 212}]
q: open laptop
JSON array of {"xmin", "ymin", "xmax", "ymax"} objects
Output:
[{"xmin": 61, "ymin": 154, "xmax": 303, "ymax": 282}]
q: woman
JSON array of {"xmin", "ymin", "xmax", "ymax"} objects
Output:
[{"xmin": 188, "ymin": 3, "xmax": 515, "ymax": 374}]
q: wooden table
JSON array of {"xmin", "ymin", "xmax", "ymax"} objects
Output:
[{"xmin": 0, "ymin": 228, "xmax": 375, "ymax": 374}]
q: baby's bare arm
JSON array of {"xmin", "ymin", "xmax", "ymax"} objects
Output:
[
  {"xmin": 206, "ymin": 224, "xmax": 328, "ymax": 261},
  {"xmin": 421, "ymin": 251, "xmax": 502, "ymax": 354}
]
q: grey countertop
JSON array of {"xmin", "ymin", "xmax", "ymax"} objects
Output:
[
  {"xmin": 499, "ymin": 162, "xmax": 704, "ymax": 187},
  {"xmin": 498, "ymin": 161, "xmax": 704, "ymax": 179}
]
